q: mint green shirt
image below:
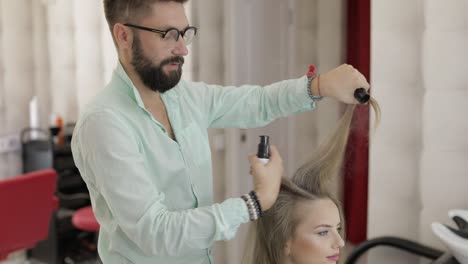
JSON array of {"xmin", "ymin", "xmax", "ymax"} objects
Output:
[{"xmin": 71, "ymin": 62, "xmax": 315, "ymax": 264}]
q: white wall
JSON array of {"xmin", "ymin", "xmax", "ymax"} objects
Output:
[
  {"xmin": 369, "ymin": 0, "xmax": 468, "ymax": 263},
  {"xmin": 47, "ymin": 0, "xmax": 115, "ymax": 124},
  {"xmin": 0, "ymin": 0, "xmax": 116, "ymax": 180},
  {"xmin": 0, "ymin": 0, "xmax": 44, "ymax": 179},
  {"xmin": 420, "ymin": 0, "xmax": 468, "ymax": 251}
]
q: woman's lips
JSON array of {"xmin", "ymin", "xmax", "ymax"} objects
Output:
[{"xmin": 327, "ymin": 254, "xmax": 340, "ymax": 262}]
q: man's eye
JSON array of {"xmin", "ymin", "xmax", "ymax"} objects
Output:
[{"xmin": 164, "ymin": 29, "xmax": 179, "ymax": 41}]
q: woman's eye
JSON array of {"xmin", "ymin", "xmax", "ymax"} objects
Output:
[{"xmin": 318, "ymin": 231, "xmax": 328, "ymax": 236}]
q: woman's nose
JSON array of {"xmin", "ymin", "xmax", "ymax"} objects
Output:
[{"xmin": 333, "ymin": 233, "xmax": 345, "ymax": 249}]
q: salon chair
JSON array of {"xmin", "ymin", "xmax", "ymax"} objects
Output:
[
  {"xmin": 345, "ymin": 210, "xmax": 468, "ymax": 264},
  {"xmin": 0, "ymin": 169, "xmax": 58, "ymax": 261},
  {"xmin": 432, "ymin": 210, "xmax": 468, "ymax": 264},
  {"xmin": 57, "ymin": 205, "xmax": 101, "ymax": 264},
  {"xmin": 72, "ymin": 206, "xmax": 99, "ymax": 232}
]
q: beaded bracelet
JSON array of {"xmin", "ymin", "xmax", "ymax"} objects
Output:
[
  {"xmin": 241, "ymin": 194, "xmax": 256, "ymax": 221},
  {"xmin": 241, "ymin": 191, "xmax": 263, "ymax": 221},
  {"xmin": 306, "ymin": 64, "xmax": 323, "ymax": 101},
  {"xmin": 249, "ymin": 190, "xmax": 263, "ymax": 217}
]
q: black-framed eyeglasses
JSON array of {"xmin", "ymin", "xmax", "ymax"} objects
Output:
[{"xmin": 124, "ymin": 23, "xmax": 197, "ymax": 46}]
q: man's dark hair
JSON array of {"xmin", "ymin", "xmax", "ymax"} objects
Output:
[{"xmin": 103, "ymin": 0, "xmax": 188, "ymax": 33}]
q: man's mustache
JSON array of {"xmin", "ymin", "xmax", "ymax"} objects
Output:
[{"xmin": 160, "ymin": 56, "xmax": 184, "ymax": 66}]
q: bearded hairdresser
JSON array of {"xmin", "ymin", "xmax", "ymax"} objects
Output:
[{"xmin": 71, "ymin": 0, "xmax": 370, "ymax": 263}]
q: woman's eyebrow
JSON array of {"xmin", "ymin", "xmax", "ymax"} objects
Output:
[{"xmin": 314, "ymin": 222, "xmax": 342, "ymax": 229}]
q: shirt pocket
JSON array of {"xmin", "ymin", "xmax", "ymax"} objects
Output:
[{"xmin": 179, "ymin": 123, "xmax": 211, "ymax": 166}]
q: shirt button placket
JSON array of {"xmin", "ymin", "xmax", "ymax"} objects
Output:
[{"xmin": 181, "ymin": 146, "xmax": 199, "ymax": 208}]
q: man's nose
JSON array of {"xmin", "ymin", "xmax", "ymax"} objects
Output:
[{"xmin": 172, "ymin": 38, "xmax": 188, "ymax": 56}]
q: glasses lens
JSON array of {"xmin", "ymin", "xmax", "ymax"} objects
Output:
[
  {"xmin": 164, "ymin": 29, "xmax": 180, "ymax": 42},
  {"xmin": 183, "ymin": 28, "xmax": 196, "ymax": 45}
]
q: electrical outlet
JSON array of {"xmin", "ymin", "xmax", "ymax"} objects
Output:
[{"xmin": 0, "ymin": 134, "xmax": 21, "ymax": 153}]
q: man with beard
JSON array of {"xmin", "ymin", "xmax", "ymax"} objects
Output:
[{"xmin": 71, "ymin": 0, "xmax": 370, "ymax": 263}]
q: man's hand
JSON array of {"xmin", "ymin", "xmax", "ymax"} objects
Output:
[
  {"xmin": 314, "ymin": 64, "xmax": 370, "ymax": 104},
  {"xmin": 248, "ymin": 145, "xmax": 283, "ymax": 211}
]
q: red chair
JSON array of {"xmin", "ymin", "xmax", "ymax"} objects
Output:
[
  {"xmin": 72, "ymin": 206, "xmax": 99, "ymax": 232},
  {"xmin": 0, "ymin": 169, "xmax": 58, "ymax": 260},
  {"xmin": 71, "ymin": 206, "xmax": 100, "ymax": 259}
]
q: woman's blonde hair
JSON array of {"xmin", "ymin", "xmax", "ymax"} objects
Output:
[{"xmin": 243, "ymin": 98, "xmax": 380, "ymax": 264}]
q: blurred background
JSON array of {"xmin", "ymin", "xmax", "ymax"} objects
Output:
[{"xmin": 0, "ymin": 0, "xmax": 467, "ymax": 264}]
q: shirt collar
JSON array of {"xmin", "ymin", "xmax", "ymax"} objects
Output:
[{"xmin": 113, "ymin": 61, "xmax": 179, "ymax": 109}]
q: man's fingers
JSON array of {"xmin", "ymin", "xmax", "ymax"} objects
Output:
[
  {"xmin": 268, "ymin": 145, "xmax": 282, "ymax": 163},
  {"xmin": 248, "ymin": 153, "xmax": 261, "ymax": 166}
]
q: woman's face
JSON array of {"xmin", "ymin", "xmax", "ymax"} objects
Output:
[{"xmin": 285, "ymin": 198, "xmax": 345, "ymax": 264}]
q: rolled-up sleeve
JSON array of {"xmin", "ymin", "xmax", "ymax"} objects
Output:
[{"xmin": 184, "ymin": 76, "xmax": 316, "ymax": 128}]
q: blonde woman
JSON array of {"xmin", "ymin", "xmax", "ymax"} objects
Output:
[{"xmin": 245, "ymin": 99, "xmax": 380, "ymax": 264}]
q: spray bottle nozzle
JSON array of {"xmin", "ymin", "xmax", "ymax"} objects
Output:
[
  {"xmin": 354, "ymin": 88, "xmax": 370, "ymax": 104},
  {"xmin": 259, "ymin": 135, "xmax": 269, "ymax": 145},
  {"xmin": 257, "ymin": 135, "xmax": 270, "ymax": 160}
]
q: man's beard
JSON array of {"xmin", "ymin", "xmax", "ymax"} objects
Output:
[{"xmin": 131, "ymin": 36, "xmax": 184, "ymax": 93}]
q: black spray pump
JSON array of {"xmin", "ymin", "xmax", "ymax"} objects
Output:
[
  {"xmin": 257, "ymin": 135, "xmax": 270, "ymax": 164},
  {"xmin": 354, "ymin": 88, "xmax": 370, "ymax": 104}
]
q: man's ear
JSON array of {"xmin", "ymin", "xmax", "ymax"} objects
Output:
[{"xmin": 113, "ymin": 23, "xmax": 133, "ymax": 50}]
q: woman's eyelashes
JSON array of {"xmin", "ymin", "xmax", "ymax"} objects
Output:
[
  {"xmin": 317, "ymin": 230, "xmax": 329, "ymax": 236},
  {"xmin": 316, "ymin": 226, "xmax": 342, "ymax": 237}
]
